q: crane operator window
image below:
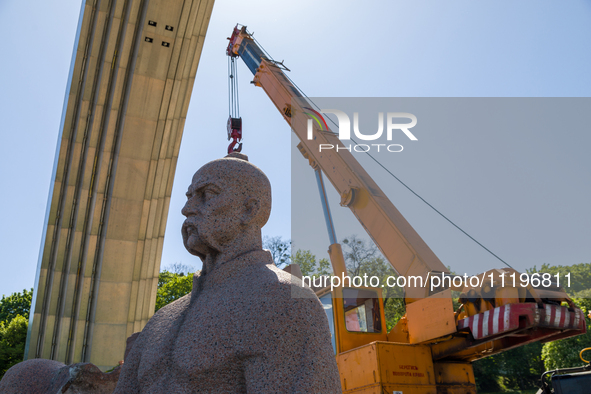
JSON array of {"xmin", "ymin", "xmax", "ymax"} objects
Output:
[{"xmin": 343, "ymin": 288, "xmax": 382, "ymax": 333}]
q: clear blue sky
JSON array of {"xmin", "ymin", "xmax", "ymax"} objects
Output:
[{"xmin": 1, "ymin": 0, "xmax": 590, "ymax": 297}]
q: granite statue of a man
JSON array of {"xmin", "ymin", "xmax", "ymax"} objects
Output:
[{"xmin": 114, "ymin": 153, "xmax": 342, "ymax": 393}]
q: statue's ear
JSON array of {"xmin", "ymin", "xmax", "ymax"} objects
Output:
[{"xmin": 241, "ymin": 197, "xmax": 260, "ymax": 225}]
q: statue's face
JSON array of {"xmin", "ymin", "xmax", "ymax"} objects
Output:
[{"xmin": 181, "ymin": 165, "xmax": 244, "ymax": 258}]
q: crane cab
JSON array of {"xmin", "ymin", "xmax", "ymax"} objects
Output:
[
  {"xmin": 316, "ymin": 285, "xmax": 476, "ymax": 393},
  {"xmin": 317, "ymin": 286, "xmax": 388, "ymax": 355}
]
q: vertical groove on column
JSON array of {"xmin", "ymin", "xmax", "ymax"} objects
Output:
[
  {"xmin": 82, "ymin": 0, "xmax": 150, "ymax": 362},
  {"xmin": 36, "ymin": 0, "xmax": 102, "ymax": 360}
]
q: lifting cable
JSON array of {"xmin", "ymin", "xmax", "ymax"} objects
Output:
[
  {"xmin": 247, "ymin": 30, "xmax": 514, "ymax": 270},
  {"xmin": 227, "ymin": 54, "xmax": 242, "ymax": 154}
]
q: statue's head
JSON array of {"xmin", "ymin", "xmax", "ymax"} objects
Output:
[{"xmin": 181, "ymin": 153, "xmax": 271, "ymax": 259}]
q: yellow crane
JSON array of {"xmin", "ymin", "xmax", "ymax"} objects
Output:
[{"xmin": 226, "ymin": 25, "xmax": 587, "ymax": 394}]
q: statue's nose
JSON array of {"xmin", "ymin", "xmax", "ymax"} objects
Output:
[{"xmin": 181, "ymin": 201, "xmax": 192, "ymax": 217}]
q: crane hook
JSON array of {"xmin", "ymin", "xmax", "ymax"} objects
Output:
[{"xmin": 227, "ymin": 116, "xmax": 242, "ymax": 154}]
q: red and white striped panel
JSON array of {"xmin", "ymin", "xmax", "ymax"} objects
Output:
[
  {"xmin": 457, "ymin": 303, "xmax": 584, "ymax": 341},
  {"xmin": 541, "ymin": 304, "xmax": 583, "ymax": 329},
  {"xmin": 457, "ymin": 304, "xmax": 518, "ymax": 340}
]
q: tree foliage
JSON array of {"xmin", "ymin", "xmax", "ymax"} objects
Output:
[
  {"xmin": 541, "ymin": 296, "xmax": 591, "ymax": 371},
  {"xmin": 155, "ymin": 271, "xmax": 195, "ymax": 312},
  {"xmin": 292, "ymin": 249, "xmax": 331, "ymax": 278},
  {"xmin": 263, "ymin": 236, "xmax": 291, "ymax": 268},
  {"xmin": 0, "ymin": 315, "xmax": 28, "ymax": 376},
  {"xmin": 527, "ymin": 266, "xmax": 591, "ymax": 373},
  {"xmin": 0, "ymin": 289, "xmax": 33, "ymax": 379},
  {"xmin": 317, "ymin": 258, "xmax": 332, "ymax": 278},
  {"xmin": 160, "ymin": 263, "xmax": 196, "ymax": 275},
  {"xmin": 473, "ymin": 338, "xmax": 544, "ymax": 392},
  {"xmin": 0, "ymin": 314, "xmax": 28, "ymax": 377},
  {"xmin": 342, "ymin": 235, "xmax": 378, "ymax": 277},
  {"xmin": 528, "ymin": 262, "xmax": 591, "ymax": 295},
  {"xmin": 501, "ymin": 342, "xmax": 545, "ymax": 390},
  {"xmin": 0, "ymin": 288, "xmax": 32, "ymax": 324},
  {"xmin": 472, "ymin": 355, "xmax": 502, "ymax": 392}
]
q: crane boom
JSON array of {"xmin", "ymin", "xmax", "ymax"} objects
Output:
[{"xmin": 227, "ymin": 26, "xmax": 447, "ymax": 301}]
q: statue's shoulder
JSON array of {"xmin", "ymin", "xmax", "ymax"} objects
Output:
[
  {"xmin": 243, "ymin": 262, "xmax": 320, "ymax": 301},
  {"xmin": 152, "ymin": 292, "xmax": 191, "ymax": 319},
  {"xmin": 136, "ymin": 293, "xmax": 191, "ymax": 339},
  {"xmin": 123, "ymin": 293, "xmax": 191, "ymax": 365}
]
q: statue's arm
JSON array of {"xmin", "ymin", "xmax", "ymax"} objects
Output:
[{"xmin": 243, "ymin": 296, "xmax": 341, "ymax": 394}]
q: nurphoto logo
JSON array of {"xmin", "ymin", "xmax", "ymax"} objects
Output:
[{"xmin": 304, "ymin": 107, "xmax": 418, "ymax": 153}]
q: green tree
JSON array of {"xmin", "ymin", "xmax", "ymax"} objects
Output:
[
  {"xmin": 263, "ymin": 236, "xmax": 291, "ymax": 268},
  {"xmin": 161, "ymin": 263, "xmax": 196, "ymax": 275},
  {"xmin": 317, "ymin": 257, "xmax": 332, "ymax": 277},
  {"xmin": 155, "ymin": 271, "xmax": 195, "ymax": 312},
  {"xmin": 0, "ymin": 315, "xmax": 28, "ymax": 377},
  {"xmin": 342, "ymin": 235, "xmax": 378, "ymax": 277},
  {"xmin": 472, "ymin": 342, "xmax": 544, "ymax": 392},
  {"xmin": 0, "ymin": 288, "xmax": 33, "ymax": 324},
  {"xmin": 472, "ymin": 355, "xmax": 502, "ymax": 392},
  {"xmin": 500, "ymin": 342, "xmax": 544, "ymax": 390},
  {"xmin": 292, "ymin": 249, "xmax": 330, "ymax": 277},
  {"xmin": 541, "ymin": 296, "xmax": 591, "ymax": 370},
  {"xmin": 0, "ymin": 289, "xmax": 33, "ymax": 379},
  {"xmin": 528, "ymin": 262, "xmax": 591, "ymax": 295}
]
